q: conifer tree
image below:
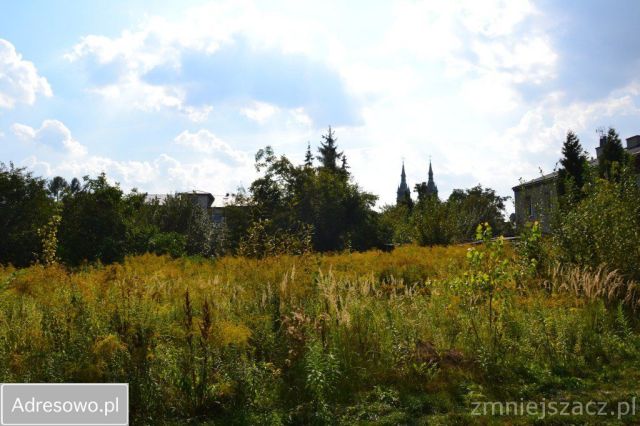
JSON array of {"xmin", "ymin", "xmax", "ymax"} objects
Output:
[
  {"xmin": 340, "ymin": 156, "xmax": 350, "ymax": 176},
  {"xmin": 304, "ymin": 142, "xmax": 313, "ymax": 167},
  {"xmin": 598, "ymin": 127, "xmax": 628, "ymax": 180},
  {"xmin": 557, "ymin": 130, "xmax": 588, "ymax": 198},
  {"xmin": 317, "ymin": 126, "xmax": 343, "ymax": 171}
]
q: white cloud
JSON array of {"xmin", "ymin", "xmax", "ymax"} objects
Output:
[
  {"xmin": 66, "ymin": 18, "xmax": 211, "ymax": 121},
  {"xmin": 505, "ymin": 85, "xmax": 640, "ymax": 157},
  {"xmin": 12, "ymin": 120, "xmax": 87, "ymax": 157},
  {"xmin": 458, "ymin": 0, "xmax": 534, "ymax": 37},
  {"xmin": 22, "ymin": 152, "xmax": 255, "ymax": 201},
  {"xmin": 91, "ymin": 77, "xmax": 213, "ymax": 122},
  {"xmin": 19, "ymin": 0, "xmax": 638, "ymax": 213},
  {"xmin": 0, "ymin": 39, "xmax": 52, "ymax": 109},
  {"xmin": 63, "ymin": 0, "xmax": 554, "ymax": 127},
  {"xmin": 64, "ymin": 2, "xmax": 326, "ymax": 121},
  {"xmin": 173, "ymin": 129, "xmax": 250, "ymax": 165},
  {"xmin": 471, "ymin": 36, "xmax": 557, "ymax": 84},
  {"xmin": 459, "ymin": 73, "xmax": 520, "ymax": 114},
  {"xmin": 238, "ymin": 102, "xmax": 316, "ymax": 129},
  {"xmin": 289, "ymin": 108, "xmax": 312, "ymax": 127},
  {"xmin": 7, "ymin": 117, "xmax": 256, "ymax": 198},
  {"xmin": 241, "ymin": 101, "xmax": 279, "ymax": 123}
]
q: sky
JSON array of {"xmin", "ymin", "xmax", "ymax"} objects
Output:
[{"xmin": 1, "ymin": 0, "xmax": 640, "ymax": 210}]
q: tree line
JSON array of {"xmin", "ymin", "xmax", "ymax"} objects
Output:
[
  {"xmin": 0, "ymin": 169, "xmax": 222, "ymax": 266},
  {"xmin": 380, "ymin": 184, "xmax": 511, "ymax": 246},
  {"xmin": 1, "ymin": 126, "xmax": 524, "ymax": 266}
]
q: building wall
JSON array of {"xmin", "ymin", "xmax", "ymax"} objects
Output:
[
  {"xmin": 514, "ymin": 134, "xmax": 640, "ymax": 232},
  {"xmin": 191, "ymin": 194, "xmax": 212, "ymax": 210},
  {"xmin": 513, "ymin": 178, "xmax": 557, "ymax": 233}
]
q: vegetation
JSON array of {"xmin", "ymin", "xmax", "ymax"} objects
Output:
[
  {"xmin": 381, "ymin": 184, "xmax": 511, "ymax": 246},
  {"xmin": 598, "ymin": 128, "xmax": 629, "ymax": 181},
  {"xmin": 1, "ymin": 231, "xmax": 640, "ymax": 424},
  {"xmin": 2, "ymin": 126, "xmax": 640, "ymax": 423},
  {"xmin": 556, "ymin": 130, "xmax": 588, "ymax": 201},
  {"xmin": 554, "ymin": 154, "xmax": 640, "ymax": 281},
  {"xmin": 0, "ymin": 128, "xmax": 514, "ymax": 267},
  {"xmin": 0, "ymin": 164, "xmax": 56, "ymax": 267},
  {"xmin": 231, "ymin": 137, "xmax": 382, "ymax": 253}
]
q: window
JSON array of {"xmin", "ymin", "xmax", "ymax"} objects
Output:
[{"xmin": 525, "ymin": 195, "xmax": 534, "ymax": 219}]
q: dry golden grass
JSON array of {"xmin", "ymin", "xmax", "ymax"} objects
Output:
[
  {"xmin": 546, "ymin": 263, "xmax": 640, "ymax": 310},
  {"xmin": 1, "ymin": 245, "xmax": 639, "ymax": 424}
]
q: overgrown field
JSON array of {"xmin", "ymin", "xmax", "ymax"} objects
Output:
[{"xmin": 1, "ymin": 240, "xmax": 639, "ymax": 425}]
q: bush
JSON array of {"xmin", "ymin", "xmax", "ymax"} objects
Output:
[
  {"xmin": 554, "ymin": 167, "xmax": 640, "ymax": 280},
  {"xmin": 0, "ymin": 164, "xmax": 55, "ymax": 266},
  {"xmin": 58, "ymin": 174, "xmax": 128, "ymax": 265},
  {"xmin": 238, "ymin": 219, "xmax": 313, "ymax": 258},
  {"xmin": 149, "ymin": 232, "xmax": 187, "ymax": 257},
  {"xmin": 2, "ymin": 244, "xmax": 640, "ymax": 423}
]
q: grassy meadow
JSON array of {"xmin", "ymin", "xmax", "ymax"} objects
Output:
[{"xmin": 1, "ymin": 241, "xmax": 639, "ymax": 425}]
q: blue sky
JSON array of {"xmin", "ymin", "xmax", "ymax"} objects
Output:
[{"xmin": 1, "ymin": 0, "xmax": 640, "ymax": 209}]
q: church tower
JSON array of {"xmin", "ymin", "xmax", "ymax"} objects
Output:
[
  {"xmin": 396, "ymin": 161, "xmax": 411, "ymax": 204},
  {"xmin": 425, "ymin": 160, "xmax": 438, "ymax": 197}
]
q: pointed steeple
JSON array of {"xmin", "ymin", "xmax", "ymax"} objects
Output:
[
  {"xmin": 396, "ymin": 160, "xmax": 411, "ymax": 204},
  {"xmin": 426, "ymin": 158, "xmax": 438, "ymax": 197}
]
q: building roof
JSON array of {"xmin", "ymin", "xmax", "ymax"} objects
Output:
[
  {"xmin": 512, "ymin": 170, "xmax": 558, "ymax": 191},
  {"xmin": 145, "ymin": 193, "xmax": 169, "ymax": 204},
  {"xmin": 627, "ymin": 145, "xmax": 640, "ymax": 156},
  {"xmin": 514, "ymin": 134, "xmax": 640, "ymax": 191},
  {"xmin": 144, "ymin": 190, "xmax": 214, "ymax": 207}
]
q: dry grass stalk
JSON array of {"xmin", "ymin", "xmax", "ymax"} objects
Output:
[{"xmin": 547, "ymin": 263, "xmax": 640, "ymax": 310}]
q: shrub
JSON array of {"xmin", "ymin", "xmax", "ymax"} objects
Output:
[
  {"xmin": 238, "ymin": 219, "xmax": 313, "ymax": 258},
  {"xmin": 554, "ymin": 168, "xmax": 640, "ymax": 280},
  {"xmin": 1, "ymin": 233, "xmax": 640, "ymax": 423},
  {"xmin": 0, "ymin": 164, "xmax": 55, "ymax": 266},
  {"xmin": 58, "ymin": 174, "xmax": 128, "ymax": 265}
]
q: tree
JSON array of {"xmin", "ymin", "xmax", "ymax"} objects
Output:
[
  {"xmin": 557, "ymin": 131, "xmax": 588, "ymax": 200},
  {"xmin": 598, "ymin": 127, "xmax": 628, "ymax": 181},
  {"xmin": 446, "ymin": 185, "xmax": 509, "ymax": 242},
  {"xmin": 555, "ymin": 165, "xmax": 640, "ymax": 280},
  {"xmin": 340, "ymin": 156, "xmax": 349, "ymax": 174},
  {"xmin": 414, "ymin": 182, "xmax": 429, "ymax": 203},
  {"xmin": 58, "ymin": 173, "xmax": 127, "ymax": 265},
  {"xmin": 221, "ymin": 188, "xmax": 253, "ymax": 253},
  {"xmin": 238, "ymin": 137, "xmax": 381, "ymax": 254},
  {"xmin": 316, "ymin": 126, "xmax": 343, "ymax": 172},
  {"xmin": 69, "ymin": 177, "xmax": 82, "ymax": 194},
  {"xmin": 411, "ymin": 196, "xmax": 449, "ymax": 245},
  {"xmin": 304, "ymin": 142, "xmax": 313, "ymax": 167},
  {"xmin": 155, "ymin": 194, "xmax": 216, "ymax": 257},
  {"xmin": 0, "ymin": 163, "xmax": 55, "ymax": 266},
  {"xmin": 311, "ymin": 168, "xmax": 379, "ymax": 251},
  {"xmin": 47, "ymin": 176, "xmax": 69, "ymax": 201}
]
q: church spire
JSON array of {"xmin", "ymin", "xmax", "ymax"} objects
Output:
[
  {"xmin": 396, "ymin": 160, "xmax": 411, "ymax": 204},
  {"xmin": 426, "ymin": 158, "xmax": 438, "ymax": 197}
]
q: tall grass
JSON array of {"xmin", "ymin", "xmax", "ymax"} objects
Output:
[
  {"xmin": 545, "ymin": 263, "xmax": 640, "ymax": 310},
  {"xmin": 0, "ymin": 245, "xmax": 639, "ymax": 424}
]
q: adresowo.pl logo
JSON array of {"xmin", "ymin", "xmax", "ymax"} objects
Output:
[{"xmin": 1, "ymin": 383, "xmax": 128, "ymax": 426}]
